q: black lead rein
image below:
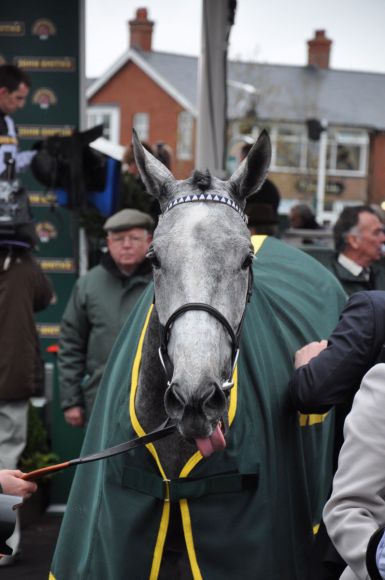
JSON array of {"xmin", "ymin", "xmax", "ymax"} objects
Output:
[{"xmin": 22, "ymin": 421, "xmax": 177, "ymax": 481}]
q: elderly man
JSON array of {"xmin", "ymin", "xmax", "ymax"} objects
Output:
[
  {"xmin": 58, "ymin": 209, "xmax": 153, "ymax": 427},
  {"xmin": 323, "ymin": 205, "xmax": 385, "ymax": 295}
]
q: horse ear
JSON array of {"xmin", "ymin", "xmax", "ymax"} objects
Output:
[
  {"xmin": 228, "ymin": 130, "xmax": 272, "ymax": 203},
  {"xmin": 132, "ymin": 129, "xmax": 175, "ymax": 202}
]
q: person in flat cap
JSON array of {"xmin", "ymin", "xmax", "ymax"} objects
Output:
[{"xmin": 58, "ymin": 209, "xmax": 154, "ymax": 427}]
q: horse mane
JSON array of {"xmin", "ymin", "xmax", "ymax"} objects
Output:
[{"xmin": 189, "ymin": 170, "xmax": 212, "ymax": 192}]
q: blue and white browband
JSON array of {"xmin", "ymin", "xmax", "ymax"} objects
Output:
[{"xmin": 164, "ymin": 193, "xmax": 248, "ymax": 224}]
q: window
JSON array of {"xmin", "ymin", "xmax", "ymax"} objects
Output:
[
  {"xmin": 258, "ymin": 123, "xmax": 368, "ymax": 176},
  {"xmin": 268, "ymin": 124, "xmax": 307, "ymax": 171},
  {"xmin": 86, "ymin": 106, "xmax": 120, "ymax": 143},
  {"xmin": 133, "ymin": 113, "xmax": 149, "ymax": 141},
  {"xmin": 176, "ymin": 111, "xmax": 194, "ymax": 160},
  {"xmin": 276, "ymin": 126, "xmax": 302, "ymax": 168},
  {"xmin": 327, "ymin": 129, "xmax": 368, "ymax": 175}
]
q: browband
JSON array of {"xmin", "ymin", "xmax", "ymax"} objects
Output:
[{"xmin": 164, "ymin": 194, "xmax": 248, "ymax": 224}]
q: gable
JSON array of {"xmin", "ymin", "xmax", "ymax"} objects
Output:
[{"xmin": 87, "ymin": 48, "xmax": 196, "ymax": 116}]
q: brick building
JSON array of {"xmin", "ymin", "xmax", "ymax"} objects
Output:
[
  {"xmin": 87, "ymin": 8, "xmax": 196, "ymax": 179},
  {"xmin": 87, "ymin": 9, "xmax": 385, "ymax": 217}
]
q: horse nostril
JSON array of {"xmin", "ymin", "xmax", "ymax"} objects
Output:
[
  {"xmin": 164, "ymin": 383, "xmax": 185, "ymax": 420},
  {"xmin": 202, "ymin": 384, "xmax": 226, "ymax": 419}
]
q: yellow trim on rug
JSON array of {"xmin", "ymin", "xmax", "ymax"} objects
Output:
[
  {"xmin": 251, "ymin": 234, "xmax": 267, "ymax": 254},
  {"xmin": 299, "ymin": 412, "xmax": 329, "ymax": 427},
  {"xmin": 129, "ymin": 304, "xmax": 167, "ymax": 479},
  {"xmin": 49, "ymin": 573, "xmax": 56, "ymax": 579},
  {"xmin": 178, "ymin": 366, "xmax": 238, "ymax": 577},
  {"xmin": 180, "ymin": 499, "xmax": 203, "ymax": 580},
  {"xmin": 149, "ymin": 500, "xmax": 171, "ymax": 580},
  {"xmin": 129, "ymin": 304, "xmax": 171, "ymax": 579}
]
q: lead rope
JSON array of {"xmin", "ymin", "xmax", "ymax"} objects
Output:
[{"xmin": 22, "ymin": 419, "xmax": 176, "ymax": 482}]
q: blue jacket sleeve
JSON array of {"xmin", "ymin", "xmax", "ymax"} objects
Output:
[{"xmin": 289, "ymin": 291, "xmax": 385, "ymax": 413}]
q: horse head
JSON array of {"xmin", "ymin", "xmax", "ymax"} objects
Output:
[{"xmin": 133, "ymin": 130, "xmax": 271, "ymax": 456}]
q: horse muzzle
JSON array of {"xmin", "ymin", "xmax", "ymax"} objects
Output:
[{"xmin": 164, "ymin": 381, "xmax": 228, "ymax": 457}]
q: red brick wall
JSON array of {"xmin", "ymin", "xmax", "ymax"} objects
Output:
[
  {"xmin": 89, "ymin": 61, "xmax": 195, "ymax": 179},
  {"xmin": 368, "ymin": 132, "xmax": 385, "ymax": 204}
]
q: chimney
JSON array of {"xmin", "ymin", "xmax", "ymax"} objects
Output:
[
  {"xmin": 129, "ymin": 8, "xmax": 154, "ymax": 52},
  {"xmin": 307, "ymin": 30, "xmax": 332, "ymax": 69}
]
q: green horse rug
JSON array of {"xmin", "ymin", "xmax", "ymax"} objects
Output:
[{"xmin": 50, "ymin": 235, "xmax": 346, "ymax": 580}]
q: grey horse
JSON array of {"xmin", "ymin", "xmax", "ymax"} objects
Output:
[
  {"xmin": 133, "ymin": 129, "xmax": 270, "ymax": 478},
  {"xmin": 50, "ymin": 130, "xmax": 346, "ymax": 580}
]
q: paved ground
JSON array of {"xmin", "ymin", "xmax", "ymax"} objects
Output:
[{"xmin": 1, "ymin": 513, "xmax": 62, "ymax": 579}]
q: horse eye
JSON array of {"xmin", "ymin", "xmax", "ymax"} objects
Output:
[
  {"xmin": 146, "ymin": 247, "xmax": 161, "ymax": 269},
  {"xmin": 242, "ymin": 252, "xmax": 254, "ymax": 269}
]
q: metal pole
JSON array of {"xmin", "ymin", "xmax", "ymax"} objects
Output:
[
  {"xmin": 316, "ymin": 121, "xmax": 328, "ymax": 222},
  {"xmin": 196, "ymin": 0, "xmax": 234, "ymax": 177}
]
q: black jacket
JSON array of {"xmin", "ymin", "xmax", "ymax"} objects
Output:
[
  {"xmin": 0, "ymin": 247, "xmax": 53, "ymax": 399},
  {"xmin": 290, "ymin": 290, "xmax": 385, "ymax": 414},
  {"xmin": 290, "ymin": 291, "xmax": 385, "ymax": 578},
  {"xmin": 290, "ymin": 290, "xmax": 385, "ymax": 472}
]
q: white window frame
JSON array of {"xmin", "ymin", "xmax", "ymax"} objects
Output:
[
  {"xmin": 262, "ymin": 123, "xmax": 368, "ymax": 177},
  {"xmin": 268, "ymin": 124, "xmax": 308, "ymax": 172},
  {"xmin": 176, "ymin": 111, "xmax": 194, "ymax": 160},
  {"xmin": 133, "ymin": 113, "xmax": 150, "ymax": 142},
  {"xmin": 86, "ymin": 105, "xmax": 120, "ymax": 143},
  {"xmin": 326, "ymin": 128, "xmax": 368, "ymax": 177}
]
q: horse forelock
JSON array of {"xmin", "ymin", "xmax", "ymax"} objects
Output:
[{"xmin": 189, "ymin": 170, "xmax": 212, "ymax": 192}]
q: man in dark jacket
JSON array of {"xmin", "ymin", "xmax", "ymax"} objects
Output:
[
  {"xmin": 0, "ymin": 243, "xmax": 52, "ymax": 565},
  {"xmin": 290, "ymin": 291, "xmax": 385, "ymax": 418},
  {"xmin": 289, "ymin": 290, "xmax": 385, "ymax": 579},
  {"xmin": 319, "ymin": 206, "xmax": 385, "ymax": 295},
  {"xmin": 58, "ymin": 208, "xmax": 153, "ymax": 428},
  {"xmin": 0, "ymin": 246, "xmax": 53, "ymax": 464}
]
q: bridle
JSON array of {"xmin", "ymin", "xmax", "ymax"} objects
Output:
[{"xmin": 157, "ymin": 194, "xmax": 253, "ymax": 392}]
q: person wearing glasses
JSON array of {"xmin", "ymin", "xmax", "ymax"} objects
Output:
[{"xmin": 58, "ymin": 209, "xmax": 153, "ymax": 428}]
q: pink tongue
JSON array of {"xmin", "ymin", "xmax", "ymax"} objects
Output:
[{"xmin": 195, "ymin": 424, "xmax": 226, "ymax": 457}]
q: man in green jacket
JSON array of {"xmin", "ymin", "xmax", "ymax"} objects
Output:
[{"xmin": 58, "ymin": 209, "xmax": 153, "ymax": 427}]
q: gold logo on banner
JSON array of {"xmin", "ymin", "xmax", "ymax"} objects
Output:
[
  {"xmin": 35, "ymin": 222, "xmax": 58, "ymax": 243},
  {"xmin": 0, "ymin": 136, "xmax": 17, "ymax": 145},
  {"xmin": 14, "ymin": 56, "xmax": 76, "ymax": 72},
  {"xmin": 37, "ymin": 258, "xmax": 75, "ymax": 273},
  {"xmin": 0, "ymin": 21, "xmax": 25, "ymax": 36},
  {"xmin": 18, "ymin": 125, "xmax": 73, "ymax": 139},
  {"xmin": 28, "ymin": 192, "xmax": 57, "ymax": 206},
  {"xmin": 36, "ymin": 324, "xmax": 60, "ymax": 338},
  {"xmin": 31, "ymin": 19, "xmax": 56, "ymax": 40},
  {"xmin": 32, "ymin": 88, "xmax": 57, "ymax": 110}
]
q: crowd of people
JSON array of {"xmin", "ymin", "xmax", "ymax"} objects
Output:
[{"xmin": 2, "ymin": 62, "xmax": 385, "ymax": 578}]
